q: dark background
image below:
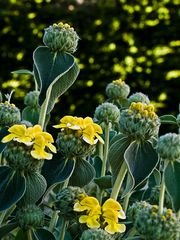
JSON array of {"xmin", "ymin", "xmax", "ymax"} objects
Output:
[{"xmin": 0, "ymin": 0, "xmax": 180, "ymax": 124}]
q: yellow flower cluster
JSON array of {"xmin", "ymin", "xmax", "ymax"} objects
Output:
[
  {"xmin": 74, "ymin": 196, "xmax": 126, "ymax": 235},
  {"xmin": 53, "ymin": 22, "xmax": 74, "ymax": 30},
  {"xmin": 128, "ymin": 102, "xmax": 158, "ymax": 119},
  {"xmin": 53, "ymin": 116, "xmax": 104, "ymax": 145},
  {"xmin": 2, "ymin": 124, "xmax": 56, "ymax": 160},
  {"xmin": 112, "ymin": 79, "xmax": 125, "ymax": 86},
  {"xmin": 0, "ymin": 101, "xmax": 15, "ymax": 107}
]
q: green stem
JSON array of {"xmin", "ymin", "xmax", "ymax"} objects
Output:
[
  {"xmin": 38, "ymin": 85, "xmax": 52, "ymax": 129},
  {"xmin": 110, "ymin": 161, "xmax": 127, "ymax": 200},
  {"xmin": 59, "ymin": 219, "xmax": 68, "ymax": 240},
  {"xmin": 27, "ymin": 230, "xmax": 33, "ymax": 240},
  {"xmin": 49, "ymin": 210, "xmax": 59, "ymax": 233},
  {"xmin": 101, "ymin": 123, "xmax": 110, "ymax": 177},
  {"xmin": 159, "ymin": 161, "xmax": 168, "ymax": 215},
  {"xmin": 123, "ymin": 192, "xmax": 132, "ymax": 214},
  {"xmin": 98, "ymin": 142, "xmax": 104, "ymax": 161}
]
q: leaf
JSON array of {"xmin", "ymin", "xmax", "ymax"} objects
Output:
[
  {"xmin": 41, "ymin": 152, "xmax": 75, "ymax": 189},
  {"xmin": 160, "ymin": 115, "xmax": 177, "ymax": 125},
  {"xmin": 92, "ymin": 156, "xmax": 102, "ymax": 178},
  {"xmin": 11, "ymin": 69, "xmax": 33, "ymax": 75},
  {"xmin": 0, "ymin": 166, "xmax": 26, "ymax": 211},
  {"xmin": 69, "ymin": 158, "xmax": 96, "ymax": 187},
  {"xmin": 94, "ymin": 175, "xmax": 112, "ymax": 189},
  {"xmin": 0, "ymin": 127, "xmax": 8, "ymax": 153},
  {"xmin": 124, "ymin": 140, "xmax": 159, "ymax": 189},
  {"xmin": 164, "ymin": 161, "xmax": 180, "ymax": 212},
  {"xmin": 0, "ymin": 223, "xmax": 18, "ymax": 238},
  {"xmin": 22, "ymin": 106, "xmax": 40, "ymax": 125},
  {"xmin": 32, "ymin": 228, "xmax": 56, "ymax": 240},
  {"xmin": 18, "ymin": 172, "xmax": 47, "ymax": 206},
  {"xmin": 109, "ymin": 134, "xmax": 132, "ymax": 182},
  {"xmin": 33, "ymin": 46, "xmax": 79, "ymax": 113},
  {"xmin": 121, "ymin": 173, "xmax": 134, "ymax": 198}
]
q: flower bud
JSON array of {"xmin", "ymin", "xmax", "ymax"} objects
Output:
[
  {"xmin": 106, "ymin": 79, "xmax": 130, "ymax": 99},
  {"xmin": 2, "ymin": 142, "xmax": 42, "ymax": 171},
  {"xmin": 43, "ymin": 22, "xmax": 79, "ymax": 53},
  {"xmin": 24, "ymin": 91, "xmax": 39, "ymax": 107},
  {"xmin": 94, "ymin": 102, "xmax": 120, "ymax": 125},
  {"xmin": 16, "ymin": 205, "xmax": 44, "ymax": 230},
  {"xmin": 55, "ymin": 186, "xmax": 86, "ymax": 220},
  {"xmin": 128, "ymin": 92, "xmax": 150, "ymax": 106},
  {"xmin": 128, "ymin": 201, "xmax": 180, "ymax": 240},
  {"xmin": 80, "ymin": 229, "xmax": 115, "ymax": 240},
  {"xmin": 156, "ymin": 133, "xmax": 180, "ymax": 162},
  {"xmin": 0, "ymin": 102, "xmax": 21, "ymax": 128},
  {"xmin": 119, "ymin": 102, "xmax": 160, "ymax": 140},
  {"xmin": 56, "ymin": 131, "xmax": 95, "ymax": 158}
]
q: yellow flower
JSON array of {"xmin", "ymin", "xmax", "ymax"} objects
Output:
[
  {"xmin": 2, "ymin": 124, "xmax": 56, "ymax": 160},
  {"xmin": 53, "ymin": 116, "xmax": 104, "ymax": 145},
  {"xmin": 102, "ymin": 198, "xmax": 126, "ymax": 234},
  {"xmin": 74, "ymin": 196, "xmax": 101, "ymax": 229},
  {"xmin": 2, "ymin": 124, "xmax": 33, "ymax": 146}
]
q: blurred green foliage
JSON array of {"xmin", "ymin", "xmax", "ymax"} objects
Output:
[{"xmin": 0, "ymin": 0, "xmax": 180, "ymax": 123}]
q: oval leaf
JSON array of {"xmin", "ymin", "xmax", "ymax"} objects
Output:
[
  {"xmin": 33, "ymin": 46, "xmax": 79, "ymax": 113},
  {"xmin": 69, "ymin": 158, "xmax": 96, "ymax": 187},
  {"xmin": 109, "ymin": 134, "xmax": 132, "ymax": 182},
  {"xmin": 18, "ymin": 172, "xmax": 47, "ymax": 206},
  {"xmin": 164, "ymin": 161, "xmax": 180, "ymax": 212},
  {"xmin": 42, "ymin": 152, "xmax": 75, "ymax": 189},
  {"xmin": 0, "ymin": 166, "xmax": 26, "ymax": 211},
  {"xmin": 94, "ymin": 175, "xmax": 112, "ymax": 189},
  {"xmin": 33, "ymin": 228, "xmax": 55, "ymax": 240},
  {"xmin": 160, "ymin": 115, "xmax": 177, "ymax": 125},
  {"xmin": 124, "ymin": 140, "xmax": 159, "ymax": 188}
]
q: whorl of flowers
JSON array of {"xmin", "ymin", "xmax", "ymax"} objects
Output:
[
  {"xmin": 2, "ymin": 124, "xmax": 56, "ymax": 160},
  {"xmin": 53, "ymin": 116, "xmax": 104, "ymax": 145},
  {"xmin": 128, "ymin": 92, "xmax": 150, "ymax": 105},
  {"xmin": 43, "ymin": 22, "xmax": 79, "ymax": 53},
  {"xmin": 119, "ymin": 102, "xmax": 160, "ymax": 140},
  {"xmin": 74, "ymin": 196, "xmax": 126, "ymax": 235},
  {"xmin": 156, "ymin": 133, "xmax": 180, "ymax": 162}
]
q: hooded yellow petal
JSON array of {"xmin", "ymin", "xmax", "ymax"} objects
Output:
[
  {"xmin": 8, "ymin": 124, "xmax": 26, "ymax": 135},
  {"xmin": 1, "ymin": 133, "xmax": 16, "ymax": 143},
  {"xmin": 102, "ymin": 198, "xmax": 122, "ymax": 211}
]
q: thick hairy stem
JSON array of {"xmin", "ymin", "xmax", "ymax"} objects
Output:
[
  {"xmin": 27, "ymin": 229, "xmax": 33, "ymax": 240},
  {"xmin": 59, "ymin": 219, "xmax": 68, "ymax": 240},
  {"xmin": 101, "ymin": 123, "xmax": 110, "ymax": 177}
]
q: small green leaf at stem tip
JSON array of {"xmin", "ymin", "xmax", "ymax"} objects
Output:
[
  {"xmin": 11, "ymin": 69, "xmax": 33, "ymax": 75},
  {"xmin": 160, "ymin": 114, "xmax": 177, "ymax": 125}
]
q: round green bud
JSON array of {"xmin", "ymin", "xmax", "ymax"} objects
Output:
[
  {"xmin": 119, "ymin": 102, "xmax": 160, "ymax": 140},
  {"xmin": 94, "ymin": 102, "xmax": 120, "ymax": 125},
  {"xmin": 156, "ymin": 133, "xmax": 180, "ymax": 162},
  {"xmin": 55, "ymin": 186, "xmax": 86, "ymax": 220},
  {"xmin": 106, "ymin": 79, "xmax": 130, "ymax": 99},
  {"xmin": 0, "ymin": 102, "xmax": 21, "ymax": 128},
  {"xmin": 43, "ymin": 22, "xmax": 79, "ymax": 53},
  {"xmin": 128, "ymin": 92, "xmax": 150, "ymax": 106},
  {"xmin": 80, "ymin": 229, "xmax": 115, "ymax": 240},
  {"xmin": 2, "ymin": 142, "xmax": 42, "ymax": 172},
  {"xmin": 129, "ymin": 202, "xmax": 180, "ymax": 240},
  {"xmin": 24, "ymin": 91, "xmax": 39, "ymax": 107},
  {"xmin": 16, "ymin": 205, "xmax": 44, "ymax": 230},
  {"xmin": 56, "ymin": 131, "xmax": 95, "ymax": 158}
]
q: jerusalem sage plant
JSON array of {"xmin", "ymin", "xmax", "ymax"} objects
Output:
[{"xmin": 0, "ymin": 22, "xmax": 180, "ymax": 240}]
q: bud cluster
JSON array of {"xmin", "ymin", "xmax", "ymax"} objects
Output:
[
  {"xmin": 106, "ymin": 79, "xmax": 130, "ymax": 100},
  {"xmin": 128, "ymin": 92, "xmax": 150, "ymax": 105},
  {"xmin": 80, "ymin": 229, "xmax": 115, "ymax": 240},
  {"xmin": 24, "ymin": 91, "xmax": 39, "ymax": 107}
]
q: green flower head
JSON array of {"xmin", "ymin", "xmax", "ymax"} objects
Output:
[
  {"xmin": 106, "ymin": 79, "xmax": 130, "ymax": 99},
  {"xmin": 128, "ymin": 92, "xmax": 150, "ymax": 106},
  {"xmin": 24, "ymin": 91, "xmax": 40, "ymax": 107},
  {"xmin": 80, "ymin": 229, "xmax": 115, "ymax": 240},
  {"xmin": 119, "ymin": 102, "xmax": 160, "ymax": 140},
  {"xmin": 157, "ymin": 133, "xmax": 180, "ymax": 162},
  {"xmin": 43, "ymin": 22, "xmax": 79, "ymax": 53}
]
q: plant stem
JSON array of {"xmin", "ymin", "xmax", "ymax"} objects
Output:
[
  {"xmin": 98, "ymin": 142, "xmax": 104, "ymax": 161},
  {"xmin": 101, "ymin": 123, "xmax": 110, "ymax": 177},
  {"xmin": 159, "ymin": 161, "xmax": 168, "ymax": 215},
  {"xmin": 27, "ymin": 230, "xmax": 33, "ymax": 240},
  {"xmin": 38, "ymin": 85, "xmax": 52, "ymax": 129},
  {"xmin": 123, "ymin": 192, "xmax": 132, "ymax": 214},
  {"xmin": 59, "ymin": 219, "xmax": 68, "ymax": 240},
  {"xmin": 110, "ymin": 161, "xmax": 127, "ymax": 200},
  {"xmin": 49, "ymin": 210, "xmax": 59, "ymax": 232}
]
